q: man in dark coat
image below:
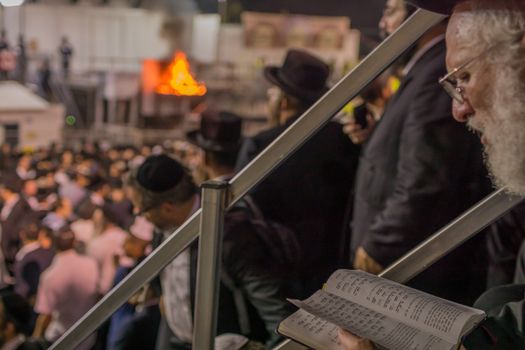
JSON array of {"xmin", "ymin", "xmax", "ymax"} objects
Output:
[
  {"xmin": 236, "ymin": 50, "xmax": 360, "ymax": 295},
  {"xmin": 13, "ymin": 219, "xmax": 54, "ymax": 303},
  {"xmin": 126, "ymin": 154, "xmax": 290, "ymax": 349},
  {"xmin": 0, "ymin": 174, "xmax": 34, "ymax": 270},
  {"xmin": 340, "ymin": 1, "xmax": 525, "ymax": 349},
  {"xmin": 350, "ymin": 0, "xmax": 490, "ymax": 305}
]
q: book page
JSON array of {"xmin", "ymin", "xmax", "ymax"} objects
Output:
[
  {"xmin": 324, "ymin": 270, "xmax": 485, "ymax": 343},
  {"xmin": 278, "ymin": 309, "xmax": 345, "ymax": 350},
  {"xmin": 287, "ymin": 290, "xmax": 455, "ymax": 350}
]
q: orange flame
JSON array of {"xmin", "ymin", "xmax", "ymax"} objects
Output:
[{"xmin": 155, "ymin": 52, "xmax": 207, "ymax": 96}]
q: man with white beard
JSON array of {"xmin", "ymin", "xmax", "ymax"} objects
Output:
[{"xmin": 338, "ymin": 0, "xmax": 525, "ymax": 349}]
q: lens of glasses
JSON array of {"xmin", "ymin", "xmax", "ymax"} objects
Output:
[{"xmin": 441, "ymin": 80, "xmax": 464, "ymax": 104}]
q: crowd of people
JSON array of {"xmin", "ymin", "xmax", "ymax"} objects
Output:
[
  {"xmin": 0, "ymin": 0, "xmax": 525, "ymax": 350},
  {"xmin": 0, "ymin": 142, "xmax": 183, "ymax": 350}
]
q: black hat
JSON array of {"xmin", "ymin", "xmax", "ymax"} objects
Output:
[
  {"xmin": 408, "ymin": 0, "xmax": 461, "ymax": 14},
  {"xmin": 136, "ymin": 154, "xmax": 185, "ymax": 193},
  {"xmin": 187, "ymin": 110, "xmax": 243, "ymax": 153},
  {"xmin": 264, "ymin": 49, "xmax": 330, "ymax": 103}
]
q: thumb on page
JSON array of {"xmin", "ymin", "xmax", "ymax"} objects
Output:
[{"xmin": 338, "ymin": 329, "xmax": 375, "ymax": 350}]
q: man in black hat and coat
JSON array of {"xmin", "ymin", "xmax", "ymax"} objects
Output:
[{"xmin": 236, "ymin": 49, "xmax": 360, "ymax": 296}]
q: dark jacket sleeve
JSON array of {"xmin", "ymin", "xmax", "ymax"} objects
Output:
[
  {"xmin": 223, "ymin": 222, "xmax": 291, "ymax": 347},
  {"xmin": 464, "ymin": 284, "xmax": 525, "ymax": 349},
  {"xmin": 361, "ymin": 82, "xmax": 475, "ymax": 266},
  {"xmin": 235, "ymin": 138, "xmax": 261, "ymax": 172},
  {"xmin": 16, "ymin": 261, "xmax": 40, "ymax": 299}
]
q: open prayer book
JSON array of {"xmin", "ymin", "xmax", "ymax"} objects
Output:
[{"xmin": 278, "ymin": 270, "xmax": 486, "ymax": 350}]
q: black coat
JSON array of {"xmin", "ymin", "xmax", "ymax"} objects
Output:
[
  {"xmin": 236, "ymin": 118, "xmax": 360, "ymax": 289},
  {"xmin": 14, "ymin": 247, "xmax": 54, "ymax": 300},
  {"xmin": 351, "ymin": 40, "xmax": 491, "ymax": 304},
  {"xmin": 1, "ymin": 197, "xmax": 33, "ymax": 266}
]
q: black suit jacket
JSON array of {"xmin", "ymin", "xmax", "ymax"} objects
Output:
[
  {"xmin": 236, "ymin": 118, "xmax": 360, "ymax": 287},
  {"xmin": 14, "ymin": 247, "xmax": 54, "ymax": 299},
  {"xmin": 351, "ymin": 40, "xmax": 491, "ymax": 304},
  {"xmin": 1, "ymin": 197, "xmax": 33, "ymax": 266}
]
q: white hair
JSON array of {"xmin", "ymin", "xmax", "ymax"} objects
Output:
[
  {"xmin": 456, "ymin": 1, "xmax": 525, "ymax": 69},
  {"xmin": 460, "ymin": 1, "xmax": 525, "ymax": 194}
]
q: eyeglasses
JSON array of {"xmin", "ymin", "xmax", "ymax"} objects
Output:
[
  {"xmin": 438, "ymin": 48, "xmax": 491, "ymax": 104},
  {"xmin": 439, "ymin": 38, "xmax": 520, "ymax": 103}
]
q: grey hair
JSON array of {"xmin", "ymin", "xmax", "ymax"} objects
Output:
[
  {"xmin": 125, "ymin": 165, "xmax": 197, "ymax": 210},
  {"xmin": 456, "ymin": 1, "xmax": 525, "ymax": 69}
]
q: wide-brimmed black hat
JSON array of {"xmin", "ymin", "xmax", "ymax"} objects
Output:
[
  {"xmin": 409, "ymin": 0, "xmax": 461, "ymax": 14},
  {"xmin": 187, "ymin": 110, "xmax": 243, "ymax": 153},
  {"xmin": 264, "ymin": 49, "xmax": 330, "ymax": 104}
]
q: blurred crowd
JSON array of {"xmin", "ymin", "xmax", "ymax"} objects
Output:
[{"xmin": 0, "ymin": 141, "xmax": 208, "ymax": 350}]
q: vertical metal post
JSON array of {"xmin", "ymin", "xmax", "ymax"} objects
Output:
[
  {"xmin": 193, "ymin": 181, "xmax": 228, "ymax": 350},
  {"xmin": 218, "ymin": 0, "xmax": 227, "ymax": 23}
]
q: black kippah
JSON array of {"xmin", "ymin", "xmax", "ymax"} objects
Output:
[{"xmin": 136, "ymin": 154, "xmax": 185, "ymax": 192}]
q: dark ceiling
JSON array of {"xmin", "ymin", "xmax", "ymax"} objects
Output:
[{"xmin": 197, "ymin": 0, "xmax": 385, "ymax": 34}]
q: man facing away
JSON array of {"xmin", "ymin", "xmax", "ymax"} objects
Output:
[
  {"xmin": 126, "ymin": 154, "xmax": 290, "ymax": 349},
  {"xmin": 340, "ymin": 1, "xmax": 525, "ymax": 349},
  {"xmin": 236, "ymin": 49, "xmax": 360, "ymax": 295}
]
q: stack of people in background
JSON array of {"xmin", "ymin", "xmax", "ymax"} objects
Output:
[{"xmin": 0, "ymin": 30, "xmax": 73, "ymax": 86}]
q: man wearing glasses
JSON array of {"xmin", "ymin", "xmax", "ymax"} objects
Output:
[
  {"xmin": 340, "ymin": 0, "xmax": 525, "ymax": 349},
  {"xmin": 126, "ymin": 154, "xmax": 289, "ymax": 349}
]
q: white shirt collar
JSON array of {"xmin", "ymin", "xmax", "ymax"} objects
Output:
[
  {"xmin": 15, "ymin": 241, "xmax": 41, "ymax": 261},
  {"xmin": 0, "ymin": 194, "xmax": 20, "ymax": 221}
]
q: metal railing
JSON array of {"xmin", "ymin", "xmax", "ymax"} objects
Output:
[{"xmin": 49, "ymin": 8, "xmax": 510, "ymax": 350}]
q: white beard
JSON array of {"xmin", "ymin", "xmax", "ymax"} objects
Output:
[{"xmin": 469, "ymin": 66, "xmax": 525, "ymax": 196}]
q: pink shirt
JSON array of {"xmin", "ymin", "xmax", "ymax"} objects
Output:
[
  {"xmin": 35, "ymin": 250, "xmax": 99, "ymax": 349},
  {"xmin": 86, "ymin": 226, "xmax": 127, "ymax": 294}
]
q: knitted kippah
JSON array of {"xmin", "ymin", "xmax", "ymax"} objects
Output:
[{"xmin": 136, "ymin": 154, "xmax": 184, "ymax": 192}]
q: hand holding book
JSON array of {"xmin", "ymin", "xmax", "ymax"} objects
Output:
[{"xmin": 278, "ymin": 270, "xmax": 485, "ymax": 350}]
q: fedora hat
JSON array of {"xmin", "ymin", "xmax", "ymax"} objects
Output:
[
  {"xmin": 187, "ymin": 110, "xmax": 243, "ymax": 153},
  {"xmin": 408, "ymin": 0, "xmax": 460, "ymax": 14},
  {"xmin": 264, "ymin": 49, "xmax": 330, "ymax": 104}
]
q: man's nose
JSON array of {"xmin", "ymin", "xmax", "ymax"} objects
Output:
[{"xmin": 452, "ymin": 98, "xmax": 475, "ymax": 123}]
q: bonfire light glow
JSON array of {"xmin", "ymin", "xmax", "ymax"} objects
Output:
[{"xmin": 155, "ymin": 52, "xmax": 207, "ymax": 96}]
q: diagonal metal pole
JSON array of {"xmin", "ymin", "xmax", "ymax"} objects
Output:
[
  {"xmin": 50, "ymin": 9, "xmax": 444, "ymax": 350},
  {"xmin": 381, "ymin": 188, "xmax": 523, "ymax": 282}
]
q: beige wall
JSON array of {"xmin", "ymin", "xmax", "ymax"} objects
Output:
[{"xmin": 0, "ymin": 104, "xmax": 64, "ymax": 149}]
